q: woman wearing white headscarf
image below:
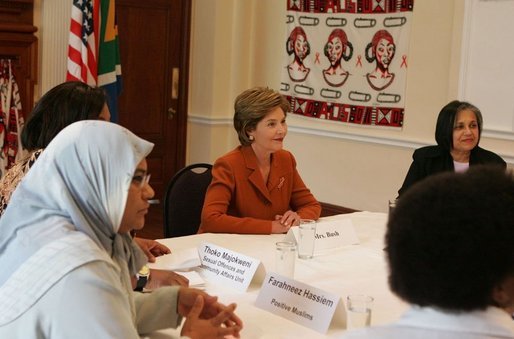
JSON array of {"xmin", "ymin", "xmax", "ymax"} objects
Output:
[{"xmin": 0, "ymin": 121, "xmax": 242, "ymax": 338}]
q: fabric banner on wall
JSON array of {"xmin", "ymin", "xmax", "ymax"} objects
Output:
[
  {"xmin": 0, "ymin": 59, "xmax": 25, "ymax": 177},
  {"xmin": 280, "ymin": 0, "xmax": 414, "ymax": 128}
]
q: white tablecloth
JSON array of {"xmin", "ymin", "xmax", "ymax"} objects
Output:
[{"xmin": 144, "ymin": 212, "xmax": 407, "ymax": 339}]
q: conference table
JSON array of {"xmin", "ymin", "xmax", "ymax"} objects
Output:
[{"xmin": 144, "ymin": 212, "xmax": 408, "ymax": 339}]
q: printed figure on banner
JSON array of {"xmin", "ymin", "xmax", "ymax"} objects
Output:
[
  {"xmin": 323, "ymin": 28, "xmax": 353, "ymax": 87},
  {"xmin": 365, "ymin": 29, "xmax": 396, "ymax": 91},
  {"xmin": 280, "ymin": 0, "xmax": 414, "ymax": 129},
  {"xmin": 286, "ymin": 26, "xmax": 311, "ymax": 82}
]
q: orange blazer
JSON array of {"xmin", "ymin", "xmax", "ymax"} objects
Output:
[{"xmin": 199, "ymin": 146, "xmax": 321, "ymax": 234}]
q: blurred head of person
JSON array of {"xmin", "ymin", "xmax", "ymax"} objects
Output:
[{"xmin": 387, "ymin": 166, "xmax": 514, "ymax": 312}]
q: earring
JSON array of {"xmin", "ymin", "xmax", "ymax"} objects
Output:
[{"xmin": 249, "ymin": 135, "xmax": 255, "ymax": 141}]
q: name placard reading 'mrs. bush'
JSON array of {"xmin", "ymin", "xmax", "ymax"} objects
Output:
[{"xmin": 287, "ymin": 218, "xmax": 359, "ymax": 254}]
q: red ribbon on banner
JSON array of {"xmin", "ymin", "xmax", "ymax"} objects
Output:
[
  {"xmin": 401, "ymin": 55, "xmax": 408, "ymax": 68},
  {"xmin": 356, "ymin": 55, "xmax": 362, "ymax": 67}
]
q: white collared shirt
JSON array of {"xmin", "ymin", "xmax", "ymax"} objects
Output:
[
  {"xmin": 340, "ymin": 306, "xmax": 514, "ymax": 339},
  {"xmin": 454, "ymin": 160, "xmax": 470, "ymax": 173}
]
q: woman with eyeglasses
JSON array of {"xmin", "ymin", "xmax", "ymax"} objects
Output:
[
  {"xmin": 0, "ymin": 121, "xmax": 242, "ymax": 338},
  {"xmin": 0, "ymin": 81, "xmax": 188, "ymax": 288}
]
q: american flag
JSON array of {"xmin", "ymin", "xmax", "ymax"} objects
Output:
[
  {"xmin": 66, "ymin": 0, "xmax": 99, "ymax": 85},
  {"xmin": 66, "ymin": 0, "xmax": 122, "ymax": 122}
]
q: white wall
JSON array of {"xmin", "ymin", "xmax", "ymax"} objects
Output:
[
  {"xmin": 33, "ymin": 0, "xmax": 514, "ymax": 213},
  {"xmin": 187, "ymin": 0, "xmax": 514, "ymax": 213},
  {"xmin": 459, "ymin": 0, "xmax": 514, "ymax": 136}
]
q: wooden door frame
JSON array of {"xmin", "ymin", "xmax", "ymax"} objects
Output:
[{"xmin": 172, "ymin": 0, "xmax": 191, "ymax": 175}]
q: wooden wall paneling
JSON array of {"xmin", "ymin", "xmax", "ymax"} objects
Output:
[{"xmin": 0, "ymin": 0, "xmax": 38, "ymax": 116}]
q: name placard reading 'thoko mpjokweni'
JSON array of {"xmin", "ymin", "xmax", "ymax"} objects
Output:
[
  {"xmin": 198, "ymin": 242, "xmax": 262, "ymax": 291},
  {"xmin": 255, "ymin": 273, "xmax": 342, "ymax": 334}
]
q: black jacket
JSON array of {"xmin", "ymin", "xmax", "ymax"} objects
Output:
[{"xmin": 398, "ymin": 145, "xmax": 506, "ymax": 196}]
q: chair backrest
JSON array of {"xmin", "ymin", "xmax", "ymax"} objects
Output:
[{"xmin": 163, "ymin": 163, "xmax": 213, "ymax": 238}]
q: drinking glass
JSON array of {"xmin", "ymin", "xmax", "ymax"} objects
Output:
[
  {"xmin": 346, "ymin": 295, "xmax": 373, "ymax": 329},
  {"xmin": 275, "ymin": 241, "xmax": 296, "ymax": 278},
  {"xmin": 388, "ymin": 199, "xmax": 397, "ymax": 214},
  {"xmin": 297, "ymin": 219, "xmax": 316, "ymax": 259}
]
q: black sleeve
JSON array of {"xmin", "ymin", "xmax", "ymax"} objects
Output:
[{"xmin": 397, "ymin": 157, "xmax": 422, "ymax": 197}]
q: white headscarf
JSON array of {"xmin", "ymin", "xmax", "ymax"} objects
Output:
[{"xmin": 0, "ymin": 120, "xmax": 153, "ymax": 322}]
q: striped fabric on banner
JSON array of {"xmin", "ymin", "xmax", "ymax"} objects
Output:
[
  {"xmin": 97, "ymin": 0, "xmax": 122, "ymax": 123},
  {"xmin": 0, "ymin": 60, "xmax": 25, "ymax": 177},
  {"xmin": 66, "ymin": 0, "xmax": 98, "ymax": 86},
  {"xmin": 281, "ymin": 0, "xmax": 414, "ymax": 128},
  {"xmin": 66, "ymin": 0, "xmax": 122, "ymax": 122}
]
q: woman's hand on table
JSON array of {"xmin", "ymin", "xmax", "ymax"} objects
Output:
[
  {"xmin": 147, "ymin": 269, "xmax": 189, "ymax": 289},
  {"xmin": 133, "ymin": 237, "xmax": 171, "ymax": 262},
  {"xmin": 179, "ymin": 288, "xmax": 243, "ymax": 338},
  {"xmin": 271, "ymin": 220, "xmax": 290, "ymax": 233},
  {"xmin": 272, "ymin": 210, "xmax": 300, "ymax": 233}
]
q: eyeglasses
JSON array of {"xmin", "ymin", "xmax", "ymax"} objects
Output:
[{"xmin": 132, "ymin": 173, "xmax": 151, "ymax": 189}]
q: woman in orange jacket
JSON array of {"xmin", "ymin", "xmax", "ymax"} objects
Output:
[{"xmin": 199, "ymin": 87, "xmax": 321, "ymax": 234}]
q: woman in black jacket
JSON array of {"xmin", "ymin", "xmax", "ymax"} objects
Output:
[{"xmin": 398, "ymin": 100, "xmax": 506, "ymax": 196}]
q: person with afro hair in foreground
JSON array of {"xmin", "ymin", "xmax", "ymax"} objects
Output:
[{"xmin": 343, "ymin": 165, "xmax": 514, "ymax": 339}]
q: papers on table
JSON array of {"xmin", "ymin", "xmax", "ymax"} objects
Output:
[
  {"xmin": 179, "ymin": 271, "xmax": 205, "ymax": 289},
  {"xmin": 148, "ymin": 247, "xmax": 201, "ymax": 271},
  {"xmin": 148, "ymin": 248, "xmax": 205, "ymax": 289}
]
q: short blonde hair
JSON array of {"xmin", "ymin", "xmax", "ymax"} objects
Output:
[{"xmin": 233, "ymin": 87, "xmax": 290, "ymax": 146}]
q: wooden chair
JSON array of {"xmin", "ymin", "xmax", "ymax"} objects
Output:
[{"xmin": 319, "ymin": 202, "xmax": 360, "ymax": 217}]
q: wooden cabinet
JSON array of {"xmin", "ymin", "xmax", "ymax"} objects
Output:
[{"xmin": 0, "ymin": 0, "xmax": 38, "ymax": 114}]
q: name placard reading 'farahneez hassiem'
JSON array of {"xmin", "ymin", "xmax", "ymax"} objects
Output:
[{"xmin": 255, "ymin": 273, "xmax": 344, "ymax": 333}]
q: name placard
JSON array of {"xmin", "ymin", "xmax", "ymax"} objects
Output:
[
  {"xmin": 287, "ymin": 218, "xmax": 359, "ymax": 254},
  {"xmin": 198, "ymin": 242, "xmax": 262, "ymax": 291},
  {"xmin": 255, "ymin": 273, "xmax": 342, "ymax": 333}
]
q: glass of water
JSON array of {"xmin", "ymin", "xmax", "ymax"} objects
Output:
[
  {"xmin": 275, "ymin": 241, "xmax": 296, "ymax": 278},
  {"xmin": 388, "ymin": 199, "xmax": 397, "ymax": 214},
  {"xmin": 298, "ymin": 219, "xmax": 316, "ymax": 259},
  {"xmin": 346, "ymin": 294, "xmax": 373, "ymax": 329}
]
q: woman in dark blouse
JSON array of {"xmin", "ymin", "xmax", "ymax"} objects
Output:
[{"xmin": 398, "ymin": 100, "xmax": 506, "ymax": 197}]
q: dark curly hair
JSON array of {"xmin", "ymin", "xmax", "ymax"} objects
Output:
[
  {"xmin": 387, "ymin": 165, "xmax": 514, "ymax": 311},
  {"xmin": 22, "ymin": 81, "xmax": 107, "ymax": 151}
]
